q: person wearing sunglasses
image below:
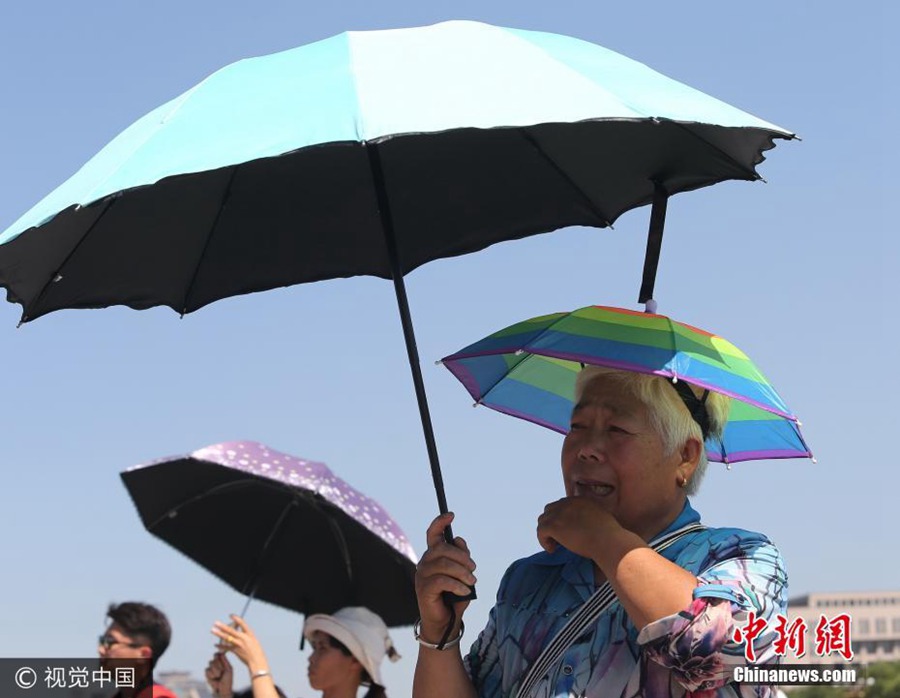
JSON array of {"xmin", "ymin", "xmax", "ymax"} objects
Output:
[{"xmin": 99, "ymin": 601, "xmax": 178, "ymax": 698}]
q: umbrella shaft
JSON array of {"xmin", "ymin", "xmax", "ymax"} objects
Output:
[
  {"xmin": 638, "ymin": 182, "xmax": 669, "ymax": 304},
  {"xmin": 365, "ymin": 143, "xmax": 454, "ymax": 539}
]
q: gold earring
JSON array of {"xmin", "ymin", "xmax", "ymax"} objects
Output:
[{"xmin": 678, "ymin": 473, "xmax": 688, "ymax": 488}]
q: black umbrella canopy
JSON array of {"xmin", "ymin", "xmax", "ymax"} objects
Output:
[
  {"xmin": 121, "ymin": 442, "xmax": 418, "ymax": 627},
  {"xmin": 0, "ymin": 121, "xmax": 782, "ymax": 321}
]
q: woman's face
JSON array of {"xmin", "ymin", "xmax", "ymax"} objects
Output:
[
  {"xmin": 561, "ymin": 374, "xmax": 697, "ymax": 540},
  {"xmin": 306, "ymin": 630, "xmax": 362, "ymax": 692}
]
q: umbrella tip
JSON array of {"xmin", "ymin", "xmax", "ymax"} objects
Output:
[
  {"xmin": 643, "ymin": 299, "xmax": 658, "ymax": 314},
  {"xmin": 434, "ymin": 359, "xmax": 443, "ymax": 366}
]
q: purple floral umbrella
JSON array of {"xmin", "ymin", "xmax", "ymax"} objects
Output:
[{"xmin": 121, "ymin": 440, "xmax": 418, "ymax": 626}]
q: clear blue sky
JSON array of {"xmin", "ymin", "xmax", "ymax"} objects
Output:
[{"xmin": 0, "ymin": 2, "xmax": 894, "ymax": 696}]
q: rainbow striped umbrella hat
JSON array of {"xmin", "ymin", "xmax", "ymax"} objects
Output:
[{"xmin": 440, "ymin": 305, "xmax": 812, "ymax": 464}]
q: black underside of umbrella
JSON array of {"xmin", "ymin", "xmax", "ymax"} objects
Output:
[
  {"xmin": 0, "ymin": 120, "xmax": 781, "ymax": 322},
  {"xmin": 121, "ymin": 459, "xmax": 418, "ymax": 627}
]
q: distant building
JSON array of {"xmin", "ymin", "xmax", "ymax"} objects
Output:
[
  {"xmin": 787, "ymin": 590, "xmax": 900, "ymax": 665},
  {"xmin": 156, "ymin": 670, "xmax": 214, "ymax": 698}
]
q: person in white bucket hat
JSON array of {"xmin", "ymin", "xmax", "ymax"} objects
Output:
[
  {"xmin": 207, "ymin": 607, "xmax": 399, "ymax": 698},
  {"xmin": 303, "ymin": 607, "xmax": 400, "ymax": 698}
]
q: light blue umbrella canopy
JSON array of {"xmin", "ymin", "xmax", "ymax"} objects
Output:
[{"xmin": 0, "ymin": 20, "xmax": 792, "ymax": 263}]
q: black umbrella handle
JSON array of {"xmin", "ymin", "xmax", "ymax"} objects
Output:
[
  {"xmin": 442, "ymin": 587, "xmax": 476, "ymax": 605},
  {"xmin": 366, "ymin": 142, "xmax": 475, "ymax": 604},
  {"xmin": 442, "ymin": 527, "xmax": 477, "ymax": 604}
]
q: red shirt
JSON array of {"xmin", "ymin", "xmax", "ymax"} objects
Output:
[{"xmin": 113, "ymin": 682, "xmax": 178, "ymax": 698}]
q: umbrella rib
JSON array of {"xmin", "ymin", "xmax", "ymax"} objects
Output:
[
  {"xmin": 322, "ymin": 501, "xmax": 354, "ymax": 586},
  {"xmin": 145, "ymin": 477, "xmax": 297, "ymax": 529},
  {"xmin": 517, "ymin": 128, "xmax": 613, "ymax": 228},
  {"xmin": 467, "ymin": 317, "xmax": 571, "ymax": 406},
  {"xmin": 23, "ymin": 196, "xmax": 117, "ymax": 322},
  {"xmin": 668, "ymin": 120, "xmax": 768, "ymax": 181},
  {"xmin": 181, "ymin": 166, "xmax": 239, "ymax": 315},
  {"xmin": 473, "ymin": 351, "xmax": 536, "ymax": 405},
  {"xmin": 244, "ymin": 492, "xmax": 354, "ymax": 601},
  {"xmin": 240, "ymin": 497, "xmax": 299, "ymax": 597}
]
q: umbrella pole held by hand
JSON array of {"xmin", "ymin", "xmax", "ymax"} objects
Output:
[
  {"xmin": 239, "ymin": 589, "xmax": 256, "ymax": 618},
  {"xmin": 213, "ymin": 589, "xmax": 253, "ymax": 649},
  {"xmin": 366, "ymin": 142, "xmax": 475, "ymax": 602},
  {"xmin": 638, "ymin": 182, "xmax": 669, "ymax": 306}
]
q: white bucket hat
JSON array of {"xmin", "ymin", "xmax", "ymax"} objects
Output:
[{"xmin": 303, "ymin": 607, "xmax": 400, "ymax": 686}]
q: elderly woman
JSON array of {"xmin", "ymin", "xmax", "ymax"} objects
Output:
[{"xmin": 413, "ymin": 366, "xmax": 787, "ymax": 698}]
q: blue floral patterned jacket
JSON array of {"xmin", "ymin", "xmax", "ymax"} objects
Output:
[{"xmin": 465, "ymin": 501, "xmax": 787, "ymax": 698}]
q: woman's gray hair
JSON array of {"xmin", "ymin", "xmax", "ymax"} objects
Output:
[{"xmin": 573, "ymin": 366, "xmax": 730, "ymax": 495}]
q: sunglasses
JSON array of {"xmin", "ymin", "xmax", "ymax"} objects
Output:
[{"xmin": 98, "ymin": 634, "xmax": 143, "ymax": 650}]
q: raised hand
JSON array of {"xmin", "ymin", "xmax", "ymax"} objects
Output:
[
  {"xmin": 537, "ymin": 496, "xmax": 620, "ymax": 559},
  {"xmin": 211, "ymin": 615, "xmax": 270, "ymax": 677},
  {"xmin": 205, "ymin": 651, "xmax": 233, "ymax": 698}
]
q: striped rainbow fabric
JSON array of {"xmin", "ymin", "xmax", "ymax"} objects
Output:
[{"xmin": 441, "ymin": 305, "xmax": 812, "ymax": 463}]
